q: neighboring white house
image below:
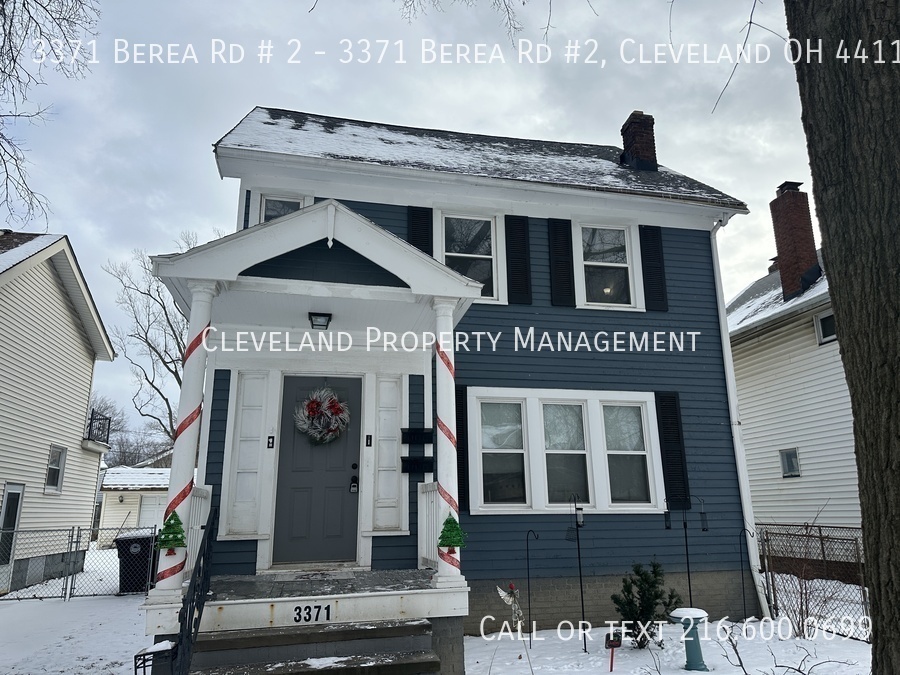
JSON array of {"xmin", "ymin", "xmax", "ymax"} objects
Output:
[
  {"xmin": 98, "ymin": 467, "xmax": 171, "ymax": 534},
  {"xmin": 727, "ymin": 183, "xmax": 859, "ymax": 527},
  {"xmin": 0, "ymin": 230, "xmax": 115, "ymax": 593}
]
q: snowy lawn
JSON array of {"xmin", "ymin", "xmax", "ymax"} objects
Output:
[
  {"xmin": 0, "ymin": 598, "xmax": 872, "ymax": 674},
  {"xmin": 0, "ymin": 595, "xmax": 152, "ymax": 674},
  {"xmin": 465, "ymin": 622, "xmax": 871, "ymax": 674}
]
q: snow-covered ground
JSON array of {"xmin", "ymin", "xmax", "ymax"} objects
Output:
[
  {"xmin": 0, "ymin": 595, "xmax": 152, "ymax": 674},
  {"xmin": 465, "ymin": 623, "xmax": 871, "ymax": 674},
  {"xmin": 0, "ymin": 597, "xmax": 872, "ymax": 674}
]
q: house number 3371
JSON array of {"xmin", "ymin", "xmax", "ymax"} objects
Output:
[{"xmin": 294, "ymin": 604, "xmax": 332, "ymax": 623}]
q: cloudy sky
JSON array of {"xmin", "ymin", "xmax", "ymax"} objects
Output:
[{"xmin": 14, "ymin": 0, "xmax": 816, "ymax": 421}]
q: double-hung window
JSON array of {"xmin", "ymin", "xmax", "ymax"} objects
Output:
[
  {"xmin": 45, "ymin": 445, "xmax": 66, "ymax": 492},
  {"xmin": 469, "ymin": 388, "xmax": 665, "ymax": 514},
  {"xmin": 574, "ymin": 224, "xmax": 644, "ymax": 310},
  {"xmin": 437, "ymin": 213, "xmax": 505, "ymax": 302}
]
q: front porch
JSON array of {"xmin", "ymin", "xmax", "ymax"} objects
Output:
[{"xmin": 145, "ymin": 568, "xmax": 468, "ymax": 635}]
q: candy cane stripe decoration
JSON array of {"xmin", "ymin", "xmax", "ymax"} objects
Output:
[
  {"xmin": 155, "ymin": 284, "xmax": 217, "ymax": 590},
  {"xmin": 433, "ymin": 300, "xmax": 462, "ymax": 580}
]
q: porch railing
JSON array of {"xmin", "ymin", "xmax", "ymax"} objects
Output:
[
  {"xmin": 173, "ymin": 506, "xmax": 218, "ymax": 675},
  {"xmin": 418, "ymin": 481, "xmax": 440, "ymax": 569},
  {"xmin": 183, "ymin": 485, "xmax": 211, "ymax": 578},
  {"xmin": 85, "ymin": 409, "xmax": 111, "ymax": 444}
]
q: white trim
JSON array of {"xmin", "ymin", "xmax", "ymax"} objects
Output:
[
  {"xmin": 466, "ymin": 387, "xmax": 666, "ymax": 516},
  {"xmin": 814, "ymin": 309, "xmax": 837, "ymax": 345},
  {"xmin": 216, "ymin": 145, "xmax": 748, "ymax": 225},
  {"xmin": 433, "ymin": 209, "xmax": 508, "ymax": 305},
  {"xmin": 572, "ymin": 221, "xmax": 645, "ymax": 312},
  {"xmin": 710, "ymin": 221, "xmax": 771, "ymax": 618}
]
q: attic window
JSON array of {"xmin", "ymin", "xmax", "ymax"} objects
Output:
[
  {"xmin": 779, "ymin": 448, "xmax": 801, "ymax": 478},
  {"xmin": 815, "ymin": 310, "xmax": 836, "ymax": 344},
  {"xmin": 262, "ymin": 197, "xmax": 303, "ymax": 223}
]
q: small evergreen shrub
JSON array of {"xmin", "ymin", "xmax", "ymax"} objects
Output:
[{"xmin": 610, "ymin": 560, "xmax": 682, "ymax": 648}]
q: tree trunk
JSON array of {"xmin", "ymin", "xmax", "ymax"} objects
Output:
[{"xmin": 783, "ymin": 2, "xmax": 900, "ymax": 670}]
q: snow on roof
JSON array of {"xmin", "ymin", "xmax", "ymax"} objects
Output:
[
  {"xmin": 0, "ymin": 232, "xmax": 64, "ymax": 274},
  {"xmin": 216, "ymin": 108, "xmax": 747, "ymax": 210},
  {"xmin": 726, "ymin": 269, "xmax": 830, "ymax": 336},
  {"xmin": 101, "ymin": 467, "xmax": 197, "ymax": 490}
]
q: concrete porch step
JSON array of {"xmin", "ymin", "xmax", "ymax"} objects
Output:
[
  {"xmin": 189, "ymin": 650, "xmax": 441, "ymax": 675},
  {"xmin": 190, "ymin": 619, "xmax": 435, "ymax": 672}
]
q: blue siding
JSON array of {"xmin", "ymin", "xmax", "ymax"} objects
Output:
[
  {"xmin": 241, "ymin": 239, "xmax": 408, "ymax": 287},
  {"xmin": 453, "ymin": 220, "xmax": 745, "ymax": 580},
  {"xmin": 205, "ymin": 369, "xmax": 258, "ymax": 576},
  {"xmin": 371, "ymin": 375, "xmax": 425, "ymax": 569},
  {"xmin": 319, "ymin": 199, "xmax": 409, "ymax": 239}
]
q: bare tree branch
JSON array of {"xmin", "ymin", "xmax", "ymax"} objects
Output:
[
  {"xmin": 104, "ymin": 249, "xmax": 189, "ymax": 444},
  {"xmin": 0, "ymin": 0, "xmax": 99, "ymax": 225}
]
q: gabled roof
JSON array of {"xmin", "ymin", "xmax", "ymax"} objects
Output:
[
  {"xmin": 153, "ymin": 199, "xmax": 482, "ymax": 312},
  {"xmin": 0, "ymin": 230, "xmax": 114, "ymax": 361},
  {"xmin": 726, "ymin": 252, "xmax": 830, "ymax": 339},
  {"xmin": 215, "ymin": 107, "xmax": 747, "ymax": 211}
]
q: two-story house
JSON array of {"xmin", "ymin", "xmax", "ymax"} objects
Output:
[
  {"xmin": 727, "ymin": 183, "xmax": 858, "ymax": 527},
  {"xmin": 143, "ymin": 108, "xmax": 766, "ymax": 673},
  {"xmin": 0, "ymin": 232, "xmax": 114, "ymax": 595}
]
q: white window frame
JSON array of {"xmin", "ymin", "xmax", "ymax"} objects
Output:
[
  {"xmin": 815, "ymin": 309, "xmax": 837, "ymax": 345},
  {"xmin": 258, "ymin": 193, "xmax": 314, "ymax": 224},
  {"xmin": 433, "ymin": 209, "xmax": 507, "ymax": 304},
  {"xmin": 468, "ymin": 387, "xmax": 666, "ymax": 515},
  {"xmin": 44, "ymin": 445, "xmax": 66, "ymax": 493},
  {"xmin": 572, "ymin": 222, "xmax": 645, "ymax": 311},
  {"xmin": 779, "ymin": 448, "xmax": 802, "ymax": 478}
]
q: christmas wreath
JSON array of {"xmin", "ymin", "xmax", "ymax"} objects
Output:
[{"xmin": 293, "ymin": 387, "xmax": 350, "ymax": 444}]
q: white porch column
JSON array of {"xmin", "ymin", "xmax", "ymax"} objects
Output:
[
  {"xmin": 433, "ymin": 297, "xmax": 464, "ymax": 586},
  {"xmin": 154, "ymin": 280, "xmax": 218, "ymax": 593}
]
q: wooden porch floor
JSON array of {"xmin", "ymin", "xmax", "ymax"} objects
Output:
[{"xmin": 207, "ymin": 569, "xmax": 436, "ymax": 602}]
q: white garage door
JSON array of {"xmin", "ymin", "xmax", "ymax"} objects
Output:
[{"xmin": 138, "ymin": 495, "xmax": 166, "ymax": 528}]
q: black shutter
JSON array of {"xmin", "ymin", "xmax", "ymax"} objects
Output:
[
  {"xmin": 639, "ymin": 225, "xmax": 668, "ymax": 311},
  {"xmin": 456, "ymin": 386, "xmax": 469, "ymax": 512},
  {"xmin": 242, "ymin": 190, "xmax": 252, "ymax": 229},
  {"xmin": 407, "ymin": 206, "xmax": 433, "ymax": 256},
  {"xmin": 505, "ymin": 215, "xmax": 532, "ymax": 304},
  {"xmin": 548, "ymin": 219, "xmax": 576, "ymax": 307},
  {"xmin": 655, "ymin": 391, "xmax": 691, "ymax": 510}
]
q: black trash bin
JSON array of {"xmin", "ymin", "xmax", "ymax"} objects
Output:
[{"xmin": 113, "ymin": 530, "xmax": 157, "ymax": 593}]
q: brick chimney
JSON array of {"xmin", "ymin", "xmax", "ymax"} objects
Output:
[
  {"xmin": 770, "ymin": 181, "xmax": 821, "ymax": 301},
  {"xmin": 620, "ymin": 111, "xmax": 658, "ymax": 171}
]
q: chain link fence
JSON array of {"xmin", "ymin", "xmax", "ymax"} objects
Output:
[
  {"xmin": 0, "ymin": 526, "xmax": 157, "ymax": 600},
  {"xmin": 757, "ymin": 523, "xmax": 869, "ymax": 641}
]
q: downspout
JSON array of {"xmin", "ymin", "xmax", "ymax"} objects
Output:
[{"xmin": 711, "ymin": 215, "xmax": 771, "ymax": 619}]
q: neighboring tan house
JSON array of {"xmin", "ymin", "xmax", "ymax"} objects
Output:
[
  {"xmin": 727, "ymin": 183, "xmax": 858, "ymax": 527},
  {"xmin": 143, "ymin": 108, "xmax": 765, "ymax": 672},
  {"xmin": 0, "ymin": 231, "xmax": 115, "ymax": 593}
]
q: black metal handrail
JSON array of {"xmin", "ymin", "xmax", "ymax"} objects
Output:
[
  {"xmin": 172, "ymin": 506, "xmax": 218, "ymax": 675},
  {"xmin": 85, "ymin": 409, "xmax": 111, "ymax": 444}
]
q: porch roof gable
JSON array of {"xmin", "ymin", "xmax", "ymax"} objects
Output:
[{"xmin": 152, "ymin": 199, "xmax": 483, "ymax": 310}]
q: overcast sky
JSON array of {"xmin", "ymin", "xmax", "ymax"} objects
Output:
[{"xmin": 14, "ymin": 0, "xmax": 817, "ymax": 422}]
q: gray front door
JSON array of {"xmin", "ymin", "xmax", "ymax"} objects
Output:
[{"xmin": 273, "ymin": 377, "xmax": 361, "ymax": 563}]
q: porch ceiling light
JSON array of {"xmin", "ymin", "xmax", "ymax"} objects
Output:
[{"xmin": 308, "ymin": 312, "xmax": 332, "ymax": 330}]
